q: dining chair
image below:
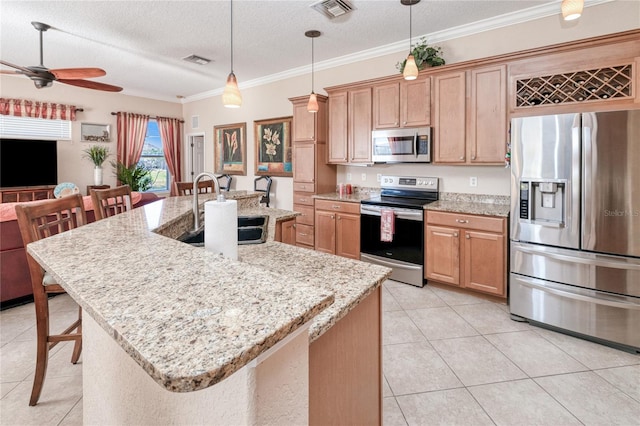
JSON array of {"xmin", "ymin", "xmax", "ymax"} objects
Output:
[
  {"xmin": 254, "ymin": 176, "xmax": 273, "ymax": 207},
  {"xmin": 14, "ymin": 194, "xmax": 85, "ymax": 406},
  {"xmin": 216, "ymin": 174, "xmax": 233, "ymax": 191},
  {"xmin": 175, "ymin": 180, "xmax": 215, "ymax": 196},
  {"xmin": 90, "ymin": 185, "xmax": 132, "ymax": 220}
]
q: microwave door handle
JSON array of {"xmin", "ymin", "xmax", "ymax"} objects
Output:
[{"xmin": 414, "ymin": 132, "xmax": 419, "ymax": 158}]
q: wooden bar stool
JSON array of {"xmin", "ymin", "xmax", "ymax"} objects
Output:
[
  {"xmin": 14, "ymin": 194, "xmax": 85, "ymax": 406},
  {"xmin": 90, "ymin": 185, "xmax": 132, "ymax": 220},
  {"xmin": 175, "ymin": 180, "xmax": 215, "ymax": 196}
]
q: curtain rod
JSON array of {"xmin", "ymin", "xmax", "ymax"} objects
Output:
[{"xmin": 110, "ymin": 112, "xmax": 184, "ymax": 123}]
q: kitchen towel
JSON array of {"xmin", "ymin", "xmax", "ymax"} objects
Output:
[
  {"xmin": 204, "ymin": 199, "xmax": 238, "ymax": 260},
  {"xmin": 381, "ymin": 209, "xmax": 395, "ymax": 242}
]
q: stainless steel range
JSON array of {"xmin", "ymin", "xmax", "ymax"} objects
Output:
[{"xmin": 360, "ymin": 175, "xmax": 438, "ymax": 287}]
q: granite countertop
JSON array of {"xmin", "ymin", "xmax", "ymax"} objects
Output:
[
  {"xmin": 25, "ymin": 195, "xmax": 341, "ymax": 393},
  {"xmin": 313, "ymin": 192, "xmax": 377, "ymax": 203},
  {"xmin": 239, "ymin": 242, "xmax": 391, "ymax": 342},
  {"xmin": 425, "ymin": 200, "xmax": 511, "ymax": 217}
]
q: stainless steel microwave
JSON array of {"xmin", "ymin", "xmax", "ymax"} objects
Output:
[{"xmin": 371, "ymin": 127, "xmax": 431, "ymax": 163}]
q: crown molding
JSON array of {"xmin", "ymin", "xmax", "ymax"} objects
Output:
[{"xmin": 184, "ymin": 0, "xmax": 613, "ymax": 104}]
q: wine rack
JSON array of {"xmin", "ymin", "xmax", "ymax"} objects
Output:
[{"xmin": 515, "ymin": 64, "xmax": 633, "ymax": 108}]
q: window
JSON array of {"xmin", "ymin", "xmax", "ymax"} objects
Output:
[
  {"xmin": 0, "ymin": 115, "xmax": 72, "ymax": 140},
  {"xmin": 138, "ymin": 120, "xmax": 168, "ymax": 192}
]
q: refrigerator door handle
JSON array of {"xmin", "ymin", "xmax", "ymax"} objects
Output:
[
  {"xmin": 516, "ymin": 275, "xmax": 640, "ymax": 310},
  {"xmin": 514, "ymin": 243, "xmax": 640, "ymax": 271},
  {"xmin": 582, "ymin": 112, "xmax": 594, "ymax": 250}
]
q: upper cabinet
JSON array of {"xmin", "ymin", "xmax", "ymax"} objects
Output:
[
  {"xmin": 327, "ymin": 87, "xmax": 373, "ymax": 164},
  {"xmin": 292, "ymin": 101, "xmax": 327, "ymax": 143},
  {"xmin": 373, "ymin": 77, "xmax": 431, "ymax": 129},
  {"xmin": 433, "ymin": 65, "xmax": 507, "ymax": 165}
]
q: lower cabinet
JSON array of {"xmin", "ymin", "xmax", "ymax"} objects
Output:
[
  {"xmin": 425, "ymin": 211, "xmax": 506, "ymax": 297},
  {"xmin": 274, "ymin": 218, "xmax": 296, "ymax": 245},
  {"xmin": 314, "ymin": 199, "xmax": 360, "ymax": 260}
]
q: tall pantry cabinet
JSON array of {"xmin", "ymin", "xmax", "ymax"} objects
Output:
[{"xmin": 289, "ymin": 95, "xmax": 337, "ymax": 250}]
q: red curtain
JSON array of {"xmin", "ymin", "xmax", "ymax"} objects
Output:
[
  {"xmin": 116, "ymin": 112, "xmax": 149, "ymax": 167},
  {"xmin": 0, "ymin": 98, "xmax": 77, "ymax": 120},
  {"xmin": 157, "ymin": 117, "xmax": 183, "ymax": 196}
]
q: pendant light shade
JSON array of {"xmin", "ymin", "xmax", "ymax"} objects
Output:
[
  {"xmin": 306, "ymin": 30, "xmax": 321, "ymax": 113},
  {"xmin": 223, "ymin": 0, "xmax": 242, "ymax": 108},
  {"xmin": 402, "ymin": 0, "xmax": 421, "ymax": 81},
  {"xmin": 561, "ymin": 0, "xmax": 583, "ymax": 21}
]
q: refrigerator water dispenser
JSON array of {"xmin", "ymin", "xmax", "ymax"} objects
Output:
[{"xmin": 520, "ymin": 181, "xmax": 566, "ymax": 227}]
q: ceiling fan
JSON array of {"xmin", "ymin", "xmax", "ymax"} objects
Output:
[{"xmin": 0, "ymin": 21, "xmax": 123, "ymax": 92}]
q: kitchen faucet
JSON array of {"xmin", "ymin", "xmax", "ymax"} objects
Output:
[{"xmin": 192, "ymin": 172, "xmax": 225, "ymax": 231}]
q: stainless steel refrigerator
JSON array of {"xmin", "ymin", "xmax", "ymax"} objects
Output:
[{"xmin": 510, "ymin": 110, "xmax": 640, "ymax": 352}]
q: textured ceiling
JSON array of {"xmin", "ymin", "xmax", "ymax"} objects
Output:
[{"xmin": 1, "ymin": 0, "xmax": 555, "ymax": 102}]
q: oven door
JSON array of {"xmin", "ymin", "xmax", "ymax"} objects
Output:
[{"xmin": 360, "ymin": 205, "xmax": 424, "ymax": 287}]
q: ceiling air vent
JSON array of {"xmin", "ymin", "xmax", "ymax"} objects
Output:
[
  {"xmin": 310, "ymin": 0, "xmax": 355, "ymax": 19},
  {"xmin": 182, "ymin": 55, "xmax": 211, "ymax": 65}
]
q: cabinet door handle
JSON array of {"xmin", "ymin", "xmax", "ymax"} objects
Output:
[
  {"xmin": 456, "ymin": 219, "xmax": 468, "ymax": 223},
  {"xmin": 453, "ymin": 232, "xmax": 459, "ymax": 237},
  {"xmin": 332, "ymin": 205, "xmax": 341, "ymax": 209},
  {"xmin": 299, "ymin": 232, "xmax": 308, "ymax": 236}
]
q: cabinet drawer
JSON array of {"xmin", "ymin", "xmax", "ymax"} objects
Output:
[
  {"xmin": 427, "ymin": 211, "xmax": 505, "ymax": 233},
  {"xmin": 295, "ymin": 205, "xmax": 315, "ymax": 226},
  {"xmin": 296, "ymin": 224, "xmax": 315, "ymax": 246},
  {"xmin": 294, "ymin": 182, "xmax": 316, "ymax": 193},
  {"xmin": 315, "ymin": 199, "xmax": 361, "ymax": 215},
  {"xmin": 294, "ymin": 193, "xmax": 315, "ymax": 206}
]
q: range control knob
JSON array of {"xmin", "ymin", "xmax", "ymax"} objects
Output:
[{"xmin": 417, "ymin": 179, "xmax": 423, "ymax": 185}]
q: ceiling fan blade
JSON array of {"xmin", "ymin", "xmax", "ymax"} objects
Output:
[
  {"xmin": 0, "ymin": 70, "xmax": 22, "ymax": 75},
  {"xmin": 58, "ymin": 78, "xmax": 123, "ymax": 92},
  {"xmin": 50, "ymin": 68, "xmax": 106, "ymax": 79},
  {"xmin": 0, "ymin": 60, "xmax": 38, "ymax": 76}
]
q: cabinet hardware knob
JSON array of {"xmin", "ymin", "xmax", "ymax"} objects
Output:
[
  {"xmin": 466, "ymin": 234, "xmax": 470, "ymax": 239},
  {"xmin": 300, "ymin": 232, "xmax": 308, "ymax": 236},
  {"xmin": 293, "ymin": 224, "xmax": 296, "ymax": 228},
  {"xmin": 395, "ymin": 122, "xmax": 398, "ymax": 126},
  {"xmin": 454, "ymin": 232, "xmax": 458, "ymax": 237},
  {"xmin": 459, "ymin": 156, "xmax": 464, "ymax": 160},
  {"xmin": 471, "ymin": 155, "xmax": 476, "ymax": 160},
  {"xmin": 332, "ymin": 205, "xmax": 341, "ymax": 209},
  {"xmin": 331, "ymin": 215, "xmax": 335, "ymax": 219},
  {"xmin": 338, "ymin": 216, "xmax": 342, "ymax": 220},
  {"xmin": 456, "ymin": 219, "xmax": 468, "ymax": 223}
]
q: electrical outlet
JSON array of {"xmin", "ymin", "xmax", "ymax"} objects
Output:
[
  {"xmin": 361, "ymin": 173, "xmax": 367, "ymax": 181},
  {"xmin": 346, "ymin": 173, "xmax": 352, "ymax": 181},
  {"xmin": 376, "ymin": 173, "xmax": 382, "ymax": 182},
  {"xmin": 470, "ymin": 177, "xmax": 478, "ymax": 187}
]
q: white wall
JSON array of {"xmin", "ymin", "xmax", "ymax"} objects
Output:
[
  {"xmin": 0, "ymin": 76, "xmax": 182, "ymax": 193},
  {"xmin": 182, "ymin": 1, "xmax": 639, "ymax": 209}
]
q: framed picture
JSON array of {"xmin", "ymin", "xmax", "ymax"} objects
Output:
[
  {"xmin": 254, "ymin": 116, "xmax": 293, "ymax": 177},
  {"xmin": 81, "ymin": 123, "xmax": 110, "ymax": 142},
  {"xmin": 214, "ymin": 122, "xmax": 247, "ymax": 175}
]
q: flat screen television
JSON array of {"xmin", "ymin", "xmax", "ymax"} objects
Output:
[{"xmin": 0, "ymin": 139, "xmax": 58, "ymax": 188}]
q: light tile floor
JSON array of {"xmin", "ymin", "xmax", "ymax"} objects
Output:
[{"xmin": 1, "ymin": 281, "xmax": 639, "ymax": 425}]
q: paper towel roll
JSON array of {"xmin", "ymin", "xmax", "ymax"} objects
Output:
[{"xmin": 204, "ymin": 199, "xmax": 238, "ymax": 260}]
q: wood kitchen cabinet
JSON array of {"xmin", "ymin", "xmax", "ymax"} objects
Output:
[
  {"xmin": 425, "ymin": 211, "xmax": 506, "ymax": 297},
  {"xmin": 326, "ymin": 87, "xmax": 373, "ymax": 164},
  {"xmin": 289, "ymin": 95, "xmax": 336, "ymax": 250},
  {"xmin": 373, "ymin": 76, "xmax": 431, "ymax": 129},
  {"xmin": 274, "ymin": 218, "xmax": 296, "ymax": 245},
  {"xmin": 433, "ymin": 65, "xmax": 507, "ymax": 165},
  {"xmin": 314, "ymin": 199, "xmax": 360, "ymax": 260}
]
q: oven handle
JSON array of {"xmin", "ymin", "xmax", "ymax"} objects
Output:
[
  {"xmin": 360, "ymin": 253, "xmax": 422, "ymax": 271},
  {"xmin": 360, "ymin": 205, "xmax": 423, "ymax": 221}
]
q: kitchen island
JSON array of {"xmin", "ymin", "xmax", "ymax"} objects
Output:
[{"xmin": 24, "ymin": 192, "xmax": 391, "ymax": 424}]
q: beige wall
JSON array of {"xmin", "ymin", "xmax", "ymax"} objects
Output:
[
  {"xmin": 3, "ymin": 1, "xmax": 637, "ymax": 206},
  {"xmin": 0, "ymin": 76, "xmax": 182, "ymax": 193},
  {"xmin": 183, "ymin": 1, "xmax": 639, "ymax": 209}
]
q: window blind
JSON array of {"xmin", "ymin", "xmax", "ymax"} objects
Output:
[{"xmin": 0, "ymin": 115, "xmax": 72, "ymax": 140}]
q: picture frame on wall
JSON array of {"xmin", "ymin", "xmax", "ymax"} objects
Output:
[
  {"xmin": 81, "ymin": 123, "xmax": 111, "ymax": 142},
  {"xmin": 214, "ymin": 122, "xmax": 247, "ymax": 175},
  {"xmin": 254, "ymin": 116, "xmax": 293, "ymax": 177}
]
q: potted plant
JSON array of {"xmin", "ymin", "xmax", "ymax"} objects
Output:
[
  {"xmin": 83, "ymin": 145, "xmax": 110, "ymax": 185},
  {"xmin": 111, "ymin": 161, "xmax": 154, "ymax": 192},
  {"xmin": 396, "ymin": 37, "xmax": 446, "ymax": 74}
]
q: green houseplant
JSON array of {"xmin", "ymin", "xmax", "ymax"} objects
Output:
[
  {"xmin": 83, "ymin": 145, "xmax": 110, "ymax": 185},
  {"xmin": 396, "ymin": 37, "xmax": 445, "ymax": 74},
  {"xmin": 111, "ymin": 161, "xmax": 154, "ymax": 192}
]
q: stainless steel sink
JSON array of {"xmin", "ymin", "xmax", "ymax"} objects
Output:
[{"xmin": 177, "ymin": 215, "xmax": 269, "ymax": 247}]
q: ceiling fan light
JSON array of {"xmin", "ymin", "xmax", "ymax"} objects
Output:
[
  {"xmin": 561, "ymin": 0, "xmax": 583, "ymax": 21},
  {"xmin": 307, "ymin": 92, "xmax": 319, "ymax": 113},
  {"xmin": 403, "ymin": 54, "xmax": 419, "ymax": 80},
  {"xmin": 222, "ymin": 72, "xmax": 242, "ymax": 108}
]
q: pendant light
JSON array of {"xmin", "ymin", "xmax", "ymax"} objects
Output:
[
  {"xmin": 561, "ymin": 0, "xmax": 583, "ymax": 21},
  {"xmin": 222, "ymin": 0, "xmax": 242, "ymax": 108},
  {"xmin": 402, "ymin": 0, "xmax": 420, "ymax": 81},
  {"xmin": 306, "ymin": 30, "xmax": 321, "ymax": 113}
]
